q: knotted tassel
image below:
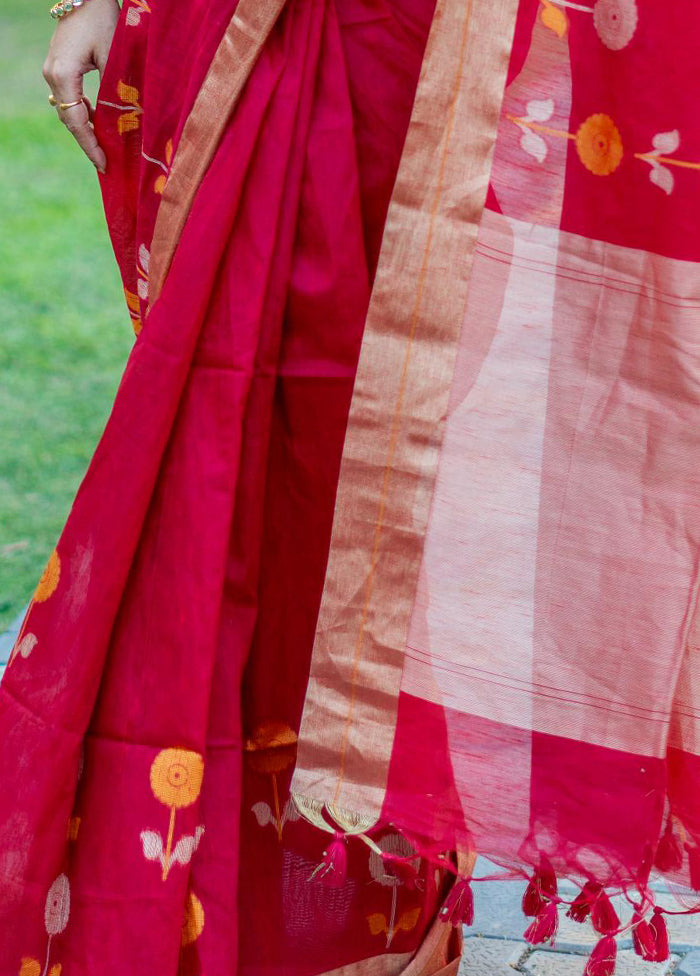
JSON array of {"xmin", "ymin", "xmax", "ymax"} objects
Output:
[
  {"xmin": 631, "ymin": 912, "xmax": 657, "ymax": 962},
  {"xmin": 524, "ymin": 901, "xmax": 559, "ymax": 946},
  {"xmin": 591, "ymin": 890, "xmax": 620, "ymax": 935},
  {"xmin": 568, "ymin": 882, "xmax": 602, "ymax": 923},
  {"xmin": 649, "ymin": 908, "xmax": 670, "ymax": 962},
  {"xmin": 655, "ymin": 820, "xmax": 683, "ymax": 872},
  {"xmin": 310, "ymin": 831, "xmax": 347, "ymax": 888},
  {"xmin": 522, "ymin": 855, "xmax": 558, "ymax": 917},
  {"xmin": 441, "ymin": 878, "xmax": 475, "ymax": 927},
  {"xmin": 687, "ymin": 844, "xmax": 700, "ymax": 891},
  {"xmin": 584, "ymin": 936, "xmax": 617, "ymax": 976},
  {"xmin": 382, "ymin": 852, "xmax": 420, "ymax": 890}
]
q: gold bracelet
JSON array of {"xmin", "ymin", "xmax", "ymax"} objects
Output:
[{"xmin": 50, "ymin": 0, "xmax": 90, "ymax": 19}]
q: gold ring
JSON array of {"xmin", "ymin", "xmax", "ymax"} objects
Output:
[
  {"xmin": 58, "ymin": 98, "xmax": 84, "ymax": 111},
  {"xmin": 48, "ymin": 94, "xmax": 58, "ymax": 106}
]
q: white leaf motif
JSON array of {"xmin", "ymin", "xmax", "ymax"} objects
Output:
[
  {"xmin": 171, "ymin": 825, "xmax": 205, "ymax": 866},
  {"xmin": 652, "ymin": 130, "xmax": 680, "ymax": 156},
  {"xmin": 520, "ymin": 128, "xmax": 548, "ymax": 164},
  {"xmin": 137, "ymin": 277, "xmax": 149, "ymax": 301},
  {"xmin": 45, "ymin": 874, "xmax": 70, "ymax": 936},
  {"xmin": 252, "ymin": 802, "xmax": 272, "ymax": 827},
  {"xmin": 140, "ymin": 830, "xmax": 164, "ymax": 863},
  {"xmin": 126, "ymin": 6, "xmax": 141, "ymax": 25},
  {"xmin": 525, "ymin": 98, "xmax": 555, "ymax": 123},
  {"xmin": 282, "ymin": 797, "xmax": 301, "ymax": 826},
  {"xmin": 649, "ymin": 164, "xmax": 674, "ymax": 195},
  {"xmin": 18, "ymin": 634, "xmax": 38, "ymax": 659},
  {"xmin": 138, "ymin": 244, "xmax": 150, "ymax": 274}
]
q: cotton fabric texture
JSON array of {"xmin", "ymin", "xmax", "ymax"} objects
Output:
[{"xmin": 3, "ymin": 0, "xmax": 700, "ymax": 972}]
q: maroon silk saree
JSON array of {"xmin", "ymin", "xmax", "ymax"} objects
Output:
[{"xmin": 5, "ymin": 0, "xmax": 700, "ymax": 972}]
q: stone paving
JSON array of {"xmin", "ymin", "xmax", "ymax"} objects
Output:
[{"xmin": 1, "ymin": 613, "xmax": 700, "ymax": 973}]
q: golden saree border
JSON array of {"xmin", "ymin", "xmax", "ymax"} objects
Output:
[
  {"xmin": 148, "ymin": 0, "xmax": 288, "ymax": 304},
  {"xmin": 317, "ymin": 899, "xmax": 462, "ymax": 976},
  {"xmin": 292, "ymin": 0, "xmax": 520, "ymax": 814}
]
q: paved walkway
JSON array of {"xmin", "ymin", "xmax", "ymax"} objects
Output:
[{"xmin": 1, "ymin": 614, "xmax": 699, "ymax": 973}]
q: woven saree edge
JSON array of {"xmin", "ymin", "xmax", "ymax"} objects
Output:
[
  {"xmin": 291, "ymin": 0, "xmax": 520, "ymax": 816},
  {"xmin": 147, "ymin": 0, "xmax": 289, "ymax": 306}
]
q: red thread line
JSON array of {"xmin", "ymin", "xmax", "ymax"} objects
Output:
[
  {"xmin": 474, "ymin": 247, "xmax": 700, "ymax": 313},
  {"xmin": 402, "ymin": 650, "xmax": 670, "ymax": 725},
  {"xmin": 476, "ymin": 239, "xmax": 700, "ymax": 307},
  {"xmin": 406, "ymin": 644, "xmax": 692, "ymax": 720}
]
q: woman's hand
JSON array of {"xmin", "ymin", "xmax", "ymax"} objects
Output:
[{"xmin": 43, "ymin": 0, "xmax": 121, "ymax": 173}]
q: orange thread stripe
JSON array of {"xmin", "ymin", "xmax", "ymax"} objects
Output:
[{"xmin": 333, "ymin": 0, "xmax": 475, "ymax": 803}]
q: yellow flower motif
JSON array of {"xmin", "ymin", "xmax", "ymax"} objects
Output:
[
  {"xmin": 576, "ymin": 113, "xmax": 624, "ymax": 175},
  {"xmin": 181, "ymin": 891, "xmax": 205, "ymax": 946},
  {"xmin": 34, "ymin": 549, "xmax": 61, "ymax": 603},
  {"xmin": 150, "ymin": 749, "xmax": 204, "ymax": 809},
  {"xmin": 244, "ymin": 721, "xmax": 298, "ymax": 775}
]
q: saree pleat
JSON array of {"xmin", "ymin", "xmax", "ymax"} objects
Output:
[{"xmin": 0, "ymin": 0, "xmax": 462, "ymax": 972}]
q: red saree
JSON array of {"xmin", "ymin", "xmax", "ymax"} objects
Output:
[
  {"xmin": 6, "ymin": 0, "xmax": 700, "ymax": 972},
  {"xmin": 0, "ymin": 0, "xmax": 462, "ymax": 973}
]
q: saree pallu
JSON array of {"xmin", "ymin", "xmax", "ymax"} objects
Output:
[
  {"xmin": 291, "ymin": 0, "xmax": 700, "ymax": 963},
  {"xmin": 0, "ymin": 1, "xmax": 464, "ymax": 973}
]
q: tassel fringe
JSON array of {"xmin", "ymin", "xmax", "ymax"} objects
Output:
[
  {"xmin": 441, "ymin": 878, "xmax": 475, "ymax": 927},
  {"xmin": 585, "ymin": 936, "xmax": 617, "ymax": 976}
]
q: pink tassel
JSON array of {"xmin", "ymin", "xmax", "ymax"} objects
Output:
[
  {"xmin": 591, "ymin": 890, "xmax": 620, "ymax": 935},
  {"xmin": 523, "ymin": 855, "xmax": 558, "ymax": 917},
  {"xmin": 655, "ymin": 821, "xmax": 683, "ymax": 872},
  {"xmin": 687, "ymin": 844, "xmax": 700, "ymax": 890},
  {"xmin": 311, "ymin": 831, "xmax": 347, "ymax": 888},
  {"xmin": 568, "ymin": 882, "xmax": 602, "ymax": 923},
  {"xmin": 631, "ymin": 912, "xmax": 657, "ymax": 962},
  {"xmin": 524, "ymin": 902, "xmax": 559, "ymax": 946},
  {"xmin": 441, "ymin": 879, "xmax": 475, "ymax": 927},
  {"xmin": 382, "ymin": 853, "xmax": 420, "ymax": 890},
  {"xmin": 649, "ymin": 908, "xmax": 670, "ymax": 962},
  {"xmin": 584, "ymin": 936, "xmax": 617, "ymax": 976}
]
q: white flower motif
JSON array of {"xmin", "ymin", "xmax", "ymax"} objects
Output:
[{"xmin": 593, "ymin": 0, "xmax": 638, "ymax": 50}]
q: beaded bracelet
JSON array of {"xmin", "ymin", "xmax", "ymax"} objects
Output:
[{"xmin": 50, "ymin": 0, "xmax": 92, "ymax": 19}]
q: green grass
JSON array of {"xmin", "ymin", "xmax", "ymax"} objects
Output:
[{"xmin": 0, "ymin": 3, "xmax": 131, "ymax": 628}]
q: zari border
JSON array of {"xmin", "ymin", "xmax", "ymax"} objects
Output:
[
  {"xmin": 292, "ymin": 0, "xmax": 520, "ymax": 814},
  {"xmin": 148, "ymin": 0, "xmax": 288, "ymax": 304}
]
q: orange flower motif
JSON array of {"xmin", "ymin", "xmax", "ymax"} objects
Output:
[
  {"xmin": 244, "ymin": 721, "xmax": 298, "ymax": 775},
  {"xmin": 181, "ymin": 891, "xmax": 205, "ymax": 946},
  {"xmin": 124, "ymin": 288, "xmax": 142, "ymax": 336},
  {"xmin": 67, "ymin": 816, "xmax": 81, "ymax": 842},
  {"xmin": 116, "ymin": 81, "xmax": 142, "ymax": 134},
  {"xmin": 150, "ymin": 749, "xmax": 204, "ymax": 809},
  {"xmin": 19, "ymin": 960, "xmax": 41, "ymax": 976},
  {"xmin": 154, "ymin": 140, "xmax": 174, "ymax": 195},
  {"xmin": 576, "ymin": 113, "xmax": 624, "ymax": 176},
  {"xmin": 35, "ymin": 549, "xmax": 61, "ymax": 603},
  {"xmin": 148, "ymin": 748, "xmax": 205, "ymax": 881},
  {"xmin": 540, "ymin": 0, "xmax": 568, "ymax": 38}
]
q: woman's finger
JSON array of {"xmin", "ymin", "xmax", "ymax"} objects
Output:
[{"xmin": 45, "ymin": 67, "xmax": 106, "ymax": 173}]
